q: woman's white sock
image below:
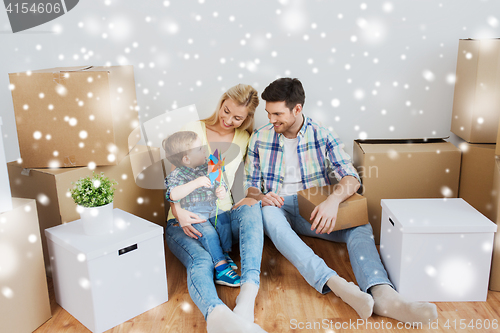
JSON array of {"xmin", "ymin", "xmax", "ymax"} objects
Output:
[
  {"xmin": 233, "ymin": 283, "xmax": 260, "ymax": 322},
  {"xmin": 207, "ymin": 305, "xmax": 267, "ymax": 333}
]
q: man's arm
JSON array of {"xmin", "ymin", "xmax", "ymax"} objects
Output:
[
  {"xmin": 310, "ymin": 128, "xmax": 362, "ymax": 234},
  {"xmin": 244, "ymin": 133, "xmax": 284, "ymax": 207},
  {"xmin": 310, "ymin": 175, "xmax": 360, "ymax": 234},
  {"xmin": 247, "ymin": 187, "xmax": 284, "ymax": 207}
]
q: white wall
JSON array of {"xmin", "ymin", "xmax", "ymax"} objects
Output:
[{"xmin": 1, "ymin": 0, "xmax": 499, "ymax": 162}]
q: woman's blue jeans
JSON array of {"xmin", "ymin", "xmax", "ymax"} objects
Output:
[
  {"xmin": 187, "ymin": 202, "xmax": 233, "ymax": 266},
  {"xmin": 165, "ymin": 201, "xmax": 263, "ymax": 320},
  {"xmin": 262, "ymin": 195, "xmax": 393, "ymax": 294}
]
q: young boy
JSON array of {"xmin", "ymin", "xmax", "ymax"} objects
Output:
[{"xmin": 163, "ymin": 130, "xmax": 240, "ymax": 287}]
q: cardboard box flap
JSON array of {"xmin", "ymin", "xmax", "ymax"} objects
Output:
[
  {"xmin": 9, "ymin": 66, "xmax": 93, "ymax": 75},
  {"xmin": 356, "ymin": 141, "xmax": 456, "ymax": 154},
  {"xmin": 60, "ymin": 66, "xmax": 94, "ymax": 72},
  {"xmin": 460, "ymin": 38, "xmax": 500, "ymax": 41},
  {"xmin": 355, "ymin": 138, "xmax": 448, "ymax": 145},
  {"xmin": 381, "ymin": 199, "xmax": 497, "ymax": 234},
  {"xmin": 45, "ymin": 209, "xmax": 163, "ymax": 260}
]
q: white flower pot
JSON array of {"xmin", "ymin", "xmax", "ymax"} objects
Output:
[{"xmin": 79, "ymin": 202, "xmax": 114, "ymax": 236}]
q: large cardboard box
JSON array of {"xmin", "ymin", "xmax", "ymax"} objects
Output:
[
  {"xmin": 451, "ymin": 39, "xmax": 500, "ymax": 143},
  {"xmin": 380, "ymin": 198, "xmax": 496, "ymax": 302},
  {"xmin": 353, "ymin": 139, "xmax": 461, "ymax": 244},
  {"xmin": 497, "ymin": 118, "xmax": 500, "ymax": 156},
  {"xmin": 9, "ymin": 65, "xmax": 140, "ymax": 169},
  {"xmin": 8, "ymin": 145, "xmax": 165, "ymax": 276},
  {"xmin": 46, "ymin": 209, "xmax": 168, "ymax": 333},
  {"xmin": 0, "ymin": 117, "xmax": 12, "ymax": 213},
  {"xmin": 297, "ymin": 187, "xmax": 368, "ymax": 232},
  {"xmin": 0, "ymin": 198, "xmax": 51, "ymax": 333},
  {"xmin": 489, "ymin": 158, "xmax": 500, "ymax": 290},
  {"xmin": 458, "ymin": 143, "xmax": 496, "ymax": 222}
]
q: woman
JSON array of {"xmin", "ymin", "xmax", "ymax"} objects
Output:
[{"xmin": 164, "ymin": 84, "xmax": 266, "ymax": 333}]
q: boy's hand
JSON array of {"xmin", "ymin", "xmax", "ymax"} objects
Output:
[
  {"xmin": 194, "ymin": 176, "xmax": 212, "ymax": 189},
  {"xmin": 215, "ymin": 186, "xmax": 226, "ymax": 200}
]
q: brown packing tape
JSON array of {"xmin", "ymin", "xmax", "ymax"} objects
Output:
[{"xmin": 297, "ymin": 185, "xmax": 369, "ymax": 232}]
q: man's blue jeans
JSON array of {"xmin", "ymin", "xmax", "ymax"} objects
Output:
[
  {"xmin": 262, "ymin": 194, "xmax": 393, "ymax": 294},
  {"xmin": 165, "ymin": 201, "xmax": 263, "ymax": 320}
]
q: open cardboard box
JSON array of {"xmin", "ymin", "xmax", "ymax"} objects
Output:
[
  {"xmin": 8, "ymin": 65, "xmax": 140, "ymax": 169},
  {"xmin": 297, "ymin": 186, "xmax": 368, "ymax": 232},
  {"xmin": 353, "ymin": 138, "xmax": 461, "ymax": 244}
]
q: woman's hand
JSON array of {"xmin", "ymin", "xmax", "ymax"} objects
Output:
[{"xmin": 175, "ymin": 204, "xmax": 206, "ymax": 239}]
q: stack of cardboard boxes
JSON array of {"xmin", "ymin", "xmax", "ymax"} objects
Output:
[
  {"xmin": 0, "ymin": 117, "xmax": 52, "ymax": 332},
  {"xmin": 7, "ymin": 66, "xmax": 166, "ymax": 276},
  {"xmin": 449, "ymin": 39, "xmax": 500, "ymax": 291}
]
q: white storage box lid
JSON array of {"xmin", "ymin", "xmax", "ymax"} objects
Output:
[
  {"xmin": 381, "ymin": 198, "xmax": 497, "ymax": 234},
  {"xmin": 45, "ymin": 209, "xmax": 163, "ymax": 260}
]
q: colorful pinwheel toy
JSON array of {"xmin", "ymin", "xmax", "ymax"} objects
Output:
[{"xmin": 208, "ymin": 149, "xmax": 225, "ymax": 228}]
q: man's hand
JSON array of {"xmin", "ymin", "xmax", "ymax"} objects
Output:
[
  {"xmin": 261, "ymin": 192, "xmax": 284, "ymax": 207},
  {"xmin": 215, "ymin": 186, "xmax": 226, "ymax": 200},
  {"xmin": 310, "ymin": 196, "xmax": 341, "ymax": 234},
  {"xmin": 194, "ymin": 176, "xmax": 212, "ymax": 189}
]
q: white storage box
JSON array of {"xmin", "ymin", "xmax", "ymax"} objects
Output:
[
  {"xmin": 380, "ymin": 198, "xmax": 497, "ymax": 302},
  {"xmin": 45, "ymin": 209, "xmax": 168, "ymax": 333}
]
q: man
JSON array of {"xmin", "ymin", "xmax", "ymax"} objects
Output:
[{"xmin": 244, "ymin": 78, "xmax": 437, "ymax": 324}]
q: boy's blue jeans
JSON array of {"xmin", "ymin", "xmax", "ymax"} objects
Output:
[{"xmin": 183, "ymin": 202, "xmax": 232, "ymax": 266}]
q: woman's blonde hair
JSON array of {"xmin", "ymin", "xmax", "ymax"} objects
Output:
[{"xmin": 202, "ymin": 84, "xmax": 259, "ymax": 135}]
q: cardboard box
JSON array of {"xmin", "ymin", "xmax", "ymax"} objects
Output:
[
  {"xmin": 297, "ymin": 187, "xmax": 368, "ymax": 231},
  {"xmin": 380, "ymin": 198, "xmax": 496, "ymax": 302},
  {"xmin": 458, "ymin": 142, "xmax": 497, "ymax": 222},
  {"xmin": 451, "ymin": 39, "xmax": 500, "ymax": 143},
  {"xmin": 497, "ymin": 119, "xmax": 500, "ymax": 156},
  {"xmin": 353, "ymin": 139, "xmax": 461, "ymax": 244},
  {"xmin": 45, "ymin": 209, "xmax": 168, "ymax": 333},
  {"xmin": 0, "ymin": 198, "xmax": 51, "ymax": 333},
  {"xmin": 8, "ymin": 145, "xmax": 165, "ymax": 276},
  {"xmin": 0, "ymin": 117, "xmax": 12, "ymax": 213},
  {"xmin": 489, "ymin": 158, "xmax": 500, "ymax": 290},
  {"xmin": 9, "ymin": 65, "xmax": 140, "ymax": 169}
]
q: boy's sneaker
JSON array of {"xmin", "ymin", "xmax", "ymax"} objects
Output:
[
  {"xmin": 215, "ymin": 264, "xmax": 241, "ymax": 287},
  {"xmin": 224, "ymin": 252, "xmax": 238, "ymax": 270}
]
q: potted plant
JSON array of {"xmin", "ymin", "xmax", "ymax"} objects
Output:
[{"xmin": 70, "ymin": 172, "xmax": 118, "ymax": 235}]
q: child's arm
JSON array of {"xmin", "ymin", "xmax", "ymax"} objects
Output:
[{"xmin": 170, "ymin": 176, "xmax": 212, "ymax": 201}]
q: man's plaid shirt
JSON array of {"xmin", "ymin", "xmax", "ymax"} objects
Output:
[
  {"xmin": 165, "ymin": 162, "xmax": 227, "ymax": 207},
  {"xmin": 244, "ymin": 115, "xmax": 361, "ymax": 195}
]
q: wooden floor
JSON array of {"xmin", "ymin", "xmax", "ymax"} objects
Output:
[{"xmin": 34, "ymin": 236, "xmax": 500, "ymax": 333}]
